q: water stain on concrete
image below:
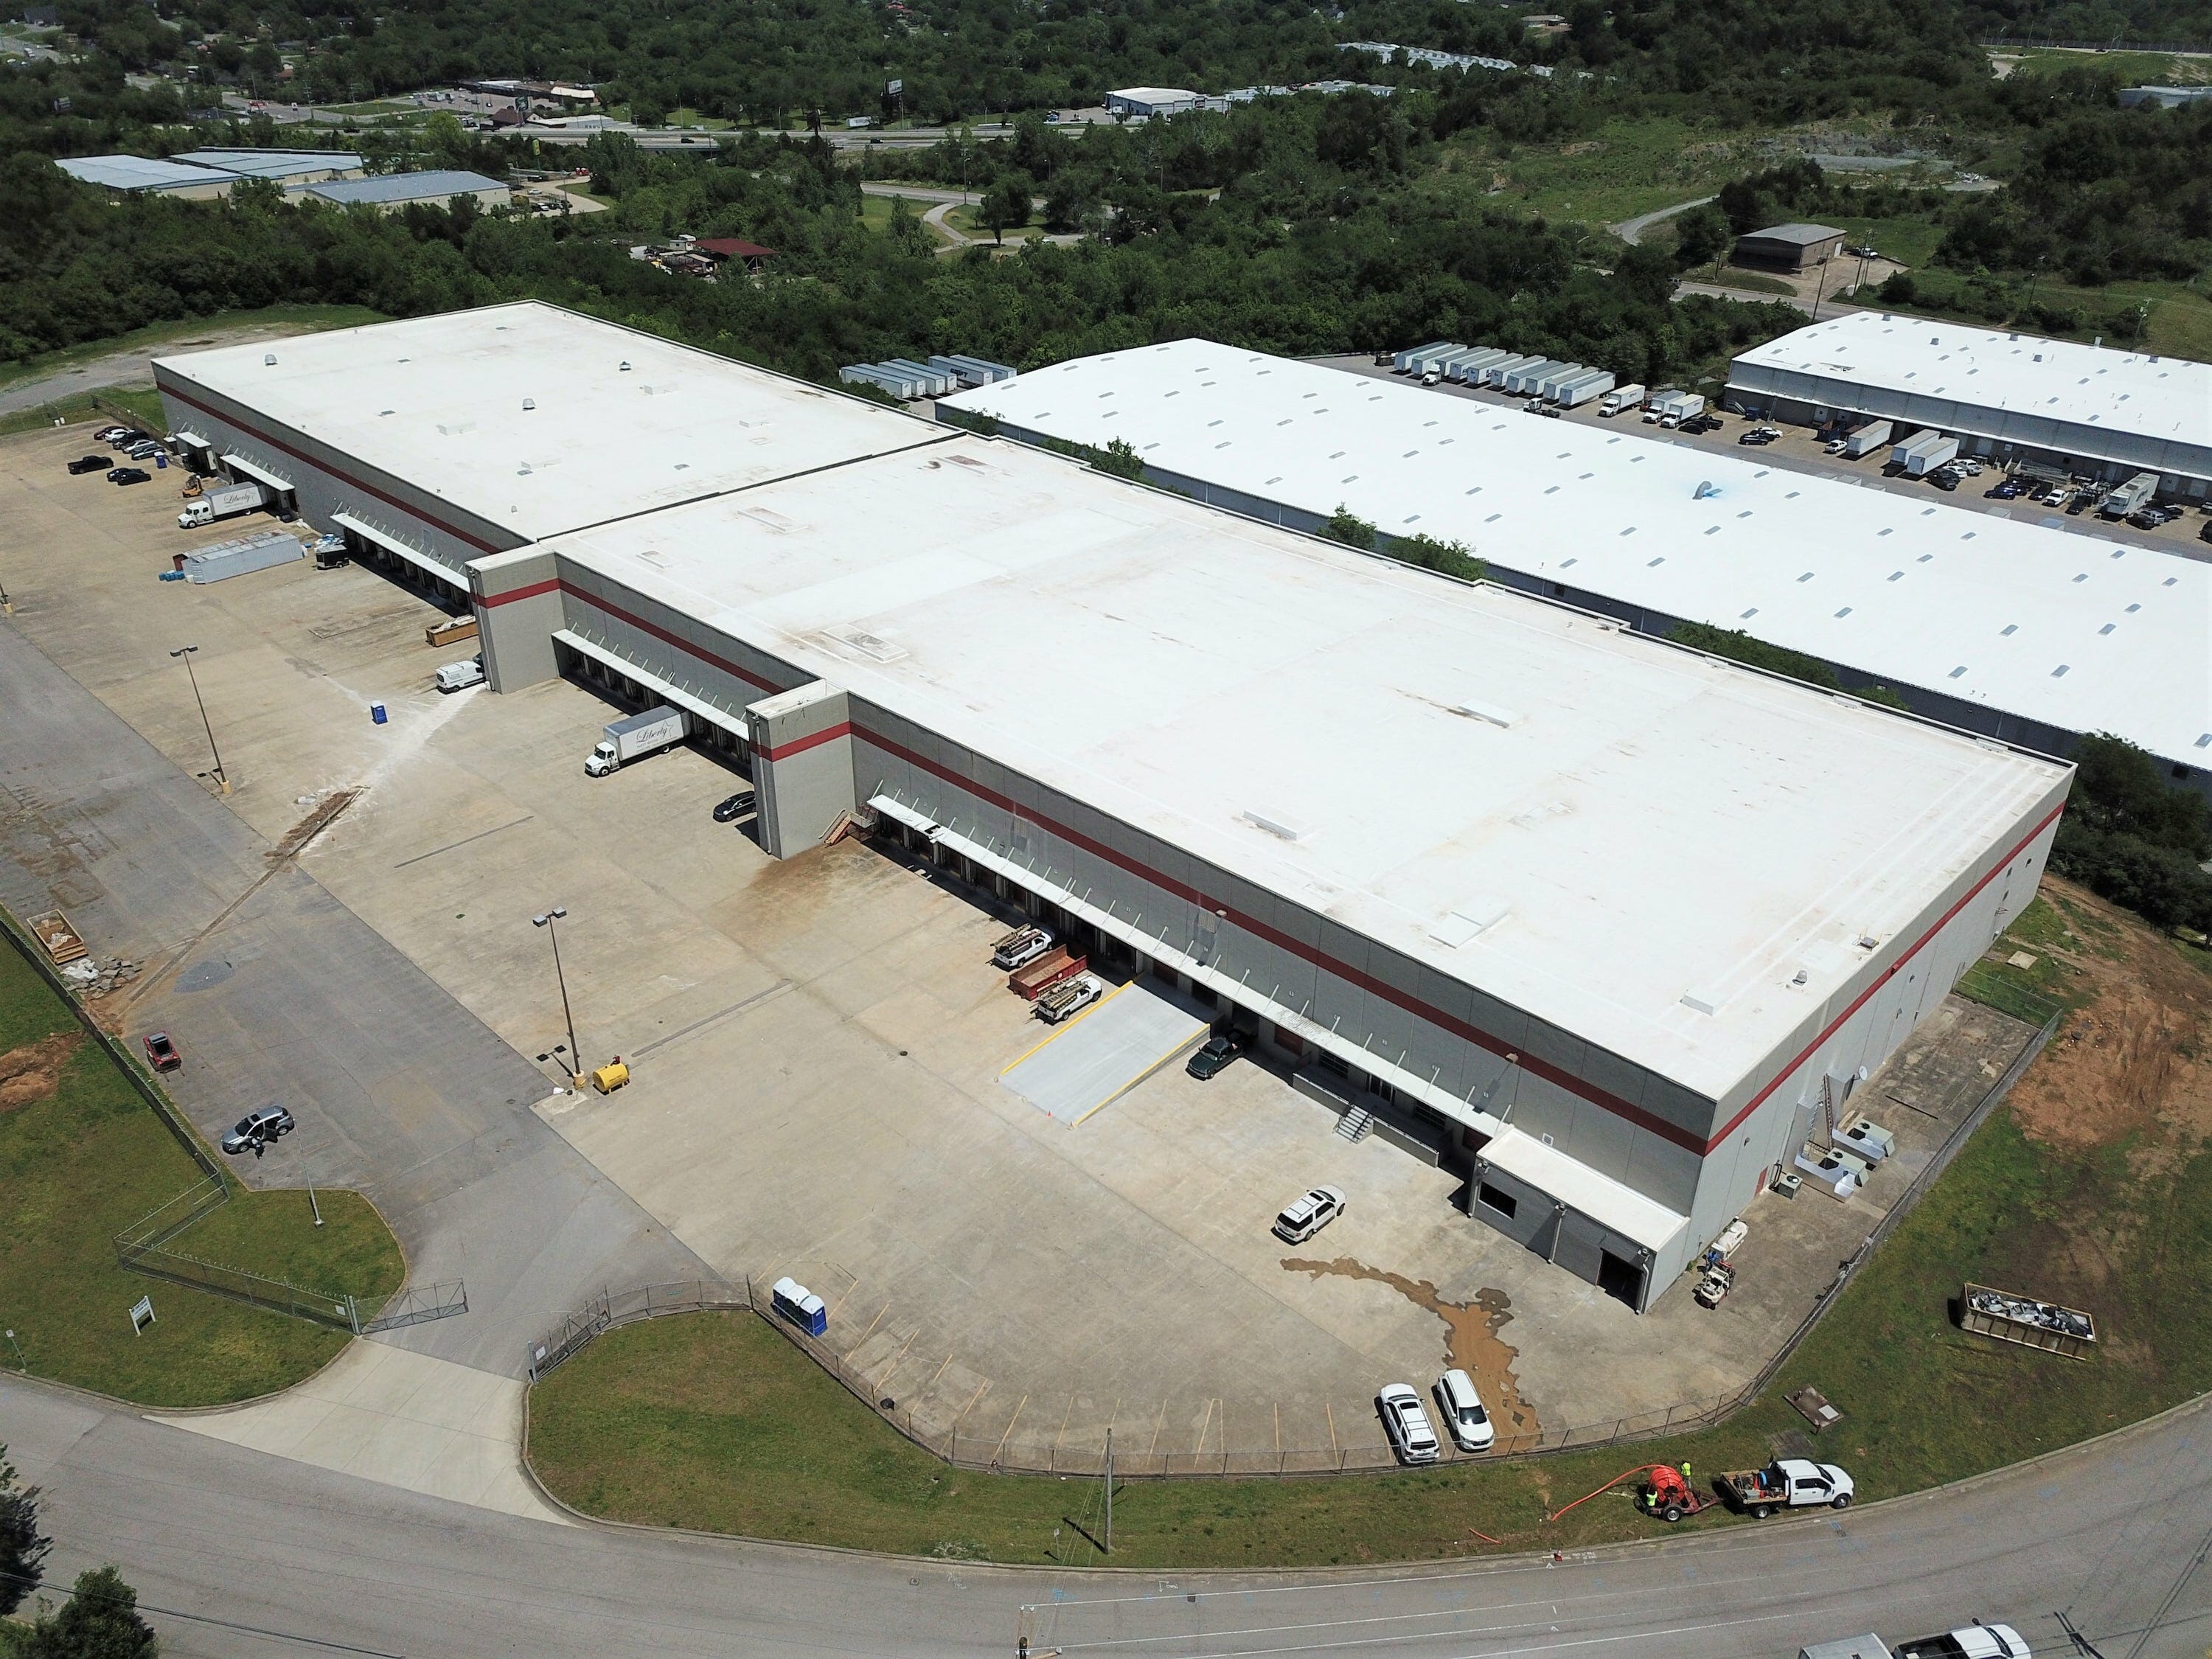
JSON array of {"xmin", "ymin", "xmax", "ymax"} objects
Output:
[{"xmin": 1281, "ymin": 1256, "xmax": 1539, "ymax": 1436}]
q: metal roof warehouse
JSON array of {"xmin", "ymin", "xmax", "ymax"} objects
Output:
[
  {"xmin": 936, "ymin": 338, "xmax": 2212, "ymax": 790},
  {"xmin": 156, "ymin": 303, "xmax": 2073, "ymax": 1312},
  {"xmin": 1731, "ymin": 313, "xmax": 2212, "ymax": 493}
]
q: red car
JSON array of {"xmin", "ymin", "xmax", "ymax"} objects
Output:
[{"xmin": 142, "ymin": 1032, "xmax": 181, "ymax": 1072}]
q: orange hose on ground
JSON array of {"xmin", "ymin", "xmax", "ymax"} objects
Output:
[{"xmin": 1545, "ymin": 1464, "xmax": 1667, "ymax": 1524}]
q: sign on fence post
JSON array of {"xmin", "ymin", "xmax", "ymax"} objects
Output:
[{"xmin": 129, "ymin": 1296, "xmax": 155, "ymax": 1335}]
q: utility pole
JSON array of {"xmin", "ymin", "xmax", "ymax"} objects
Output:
[
  {"xmin": 533, "ymin": 907, "xmax": 583, "ymax": 1086},
  {"xmin": 1103, "ymin": 1427, "xmax": 1113, "ymax": 1553},
  {"xmin": 169, "ymin": 645, "xmax": 229, "ymax": 793},
  {"xmin": 1809, "ymin": 254, "xmax": 1833, "ymax": 324}
]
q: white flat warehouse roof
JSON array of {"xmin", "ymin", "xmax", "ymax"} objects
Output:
[
  {"xmin": 153, "ymin": 302, "xmax": 945, "ymax": 543},
  {"xmin": 545, "ymin": 434, "xmax": 2065, "ymax": 1100},
  {"xmin": 1735, "ymin": 313, "xmax": 2212, "ymax": 456},
  {"xmin": 939, "ymin": 339, "xmax": 2212, "ymax": 769}
]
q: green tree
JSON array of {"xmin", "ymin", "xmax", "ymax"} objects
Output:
[
  {"xmin": 1092, "ymin": 437, "xmax": 1145, "ymax": 480},
  {"xmin": 978, "ymin": 174, "xmax": 1031, "ymax": 244},
  {"xmin": 1672, "ymin": 204, "xmax": 1732, "ymax": 271},
  {"xmin": 0, "ymin": 1446, "xmax": 50, "ymax": 1617},
  {"xmin": 17, "ymin": 1566, "xmax": 156, "ymax": 1659},
  {"xmin": 1669, "ymin": 622, "xmax": 1842, "ymax": 689},
  {"xmin": 1322, "ymin": 506, "xmax": 1377, "ymax": 550},
  {"xmin": 1391, "ymin": 534, "xmax": 1484, "ymax": 582}
]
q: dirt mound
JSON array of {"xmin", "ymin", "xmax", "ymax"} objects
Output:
[
  {"xmin": 2005, "ymin": 880, "xmax": 2212, "ymax": 1152},
  {"xmin": 0, "ymin": 1032, "xmax": 84, "ymax": 1110}
]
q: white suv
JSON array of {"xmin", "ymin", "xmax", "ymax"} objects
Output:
[
  {"xmin": 1271, "ymin": 1185, "xmax": 1346, "ymax": 1244},
  {"xmin": 1377, "ymin": 1383, "xmax": 1440, "ymax": 1464},
  {"xmin": 1433, "ymin": 1368, "xmax": 1495, "ymax": 1452}
]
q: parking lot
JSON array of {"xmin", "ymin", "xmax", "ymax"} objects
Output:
[
  {"xmin": 0, "ymin": 418, "xmax": 2045, "ymax": 1470},
  {"xmin": 1315, "ymin": 355, "xmax": 2212, "ymax": 563}
]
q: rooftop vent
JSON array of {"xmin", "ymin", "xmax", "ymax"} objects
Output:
[
  {"xmin": 522, "ymin": 397, "xmax": 536, "ymax": 411},
  {"xmin": 1451, "ymin": 698, "xmax": 1521, "ymax": 728},
  {"xmin": 262, "ymin": 353, "xmax": 276, "ymax": 366},
  {"xmin": 619, "ymin": 361, "xmax": 632, "ymax": 372},
  {"xmin": 1680, "ymin": 989, "xmax": 1721, "ymax": 1016},
  {"xmin": 1242, "ymin": 809, "xmax": 1306, "ymax": 842}
]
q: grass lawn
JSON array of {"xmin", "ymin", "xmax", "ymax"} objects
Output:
[
  {"xmin": 1873, "ymin": 270, "xmax": 2212, "ymax": 364},
  {"xmin": 0, "ymin": 928, "xmax": 404, "ymax": 1406},
  {"xmin": 859, "ymin": 193, "xmax": 955, "ymax": 247},
  {"xmin": 1432, "ymin": 115, "xmax": 1778, "ymax": 228},
  {"xmin": 0, "ymin": 387, "xmax": 170, "ymax": 442},
  {"xmin": 940, "ymin": 204, "xmax": 1046, "ymax": 245},
  {"xmin": 532, "ymin": 883, "xmax": 2212, "ymax": 1568},
  {"xmin": 1998, "ymin": 46, "xmax": 2212, "ymax": 85},
  {"xmin": 664, "ymin": 107, "xmax": 734, "ymax": 131},
  {"xmin": 1822, "ymin": 215, "xmax": 1946, "ymax": 270},
  {"xmin": 0, "ymin": 304, "xmax": 386, "ymax": 391}
]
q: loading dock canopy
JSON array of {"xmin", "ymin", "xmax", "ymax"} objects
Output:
[
  {"xmin": 1476, "ymin": 1126, "xmax": 1686, "ymax": 1256},
  {"xmin": 220, "ymin": 451, "xmax": 293, "ymax": 493},
  {"xmin": 173, "ymin": 431, "xmax": 212, "ymax": 453},
  {"xmin": 868, "ymin": 791, "xmax": 1513, "ymax": 1138},
  {"xmin": 330, "ymin": 511, "xmax": 462, "ymax": 584},
  {"xmin": 552, "ymin": 629, "xmax": 748, "ymax": 740}
]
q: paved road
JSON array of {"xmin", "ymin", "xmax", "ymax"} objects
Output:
[
  {"xmin": 0, "ymin": 619, "xmax": 709, "ymax": 1374},
  {"xmin": 0, "ymin": 322, "xmax": 333, "ymax": 419},
  {"xmin": 1609, "ymin": 195, "xmax": 1715, "ymax": 246},
  {"xmin": 8, "ymin": 1367, "xmax": 2212, "ymax": 1657}
]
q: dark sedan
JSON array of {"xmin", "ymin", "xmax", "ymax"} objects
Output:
[
  {"xmin": 1186, "ymin": 1029, "xmax": 1248, "ymax": 1080},
  {"xmin": 107, "ymin": 467, "xmax": 151, "ymax": 486}
]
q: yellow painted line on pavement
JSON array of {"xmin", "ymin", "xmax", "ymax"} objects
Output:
[
  {"xmin": 998, "ymin": 978, "xmax": 1127, "ymax": 1075},
  {"xmin": 1070, "ymin": 1020, "xmax": 1208, "ymax": 1128}
]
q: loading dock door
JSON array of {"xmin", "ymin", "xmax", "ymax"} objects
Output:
[{"xmin": 1597, "ymin": 1250, "xmax": 1646, "ymax": 1309}]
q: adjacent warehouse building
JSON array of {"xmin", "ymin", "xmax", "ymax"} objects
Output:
[
  {"xmin": 170, "ymin": 147, "xmax": 365, "ymax": 185},
  {"xmin": 1730, "ymin": 313, "xmax": 2212, "ymax": 496},
  {"xmin": 304, "ymin": 170, "xmax": 510, "ymax": 213},
  {"xmin": 936, "ymin": 338, "xmax": 2211, "ymax": 797},
  {"xmin": 158, "ymin": 303, "xmax": 2072, "ymax": 1311},
  {"xmin": 1732, "ymin": 222, "xmax": 1846, "ymax": 271},
  {"xmin": 55, "ymin": 154, "xmax": 241, "ymax": 198}
]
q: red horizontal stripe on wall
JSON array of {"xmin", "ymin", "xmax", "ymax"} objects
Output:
[
  {"xmin": 757, "ymin": 722, "xmax": 851, "ymax": 762},
  {"xmin": 481, "ymin": 577, "xmax": 560, "ymax": 606},
  {"xmin": 158, "ymin": 383, "xmax": 506, "ymax": 555}
]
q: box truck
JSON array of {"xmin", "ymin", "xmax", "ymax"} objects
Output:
[
  {"xmin": 1840, "ymin": 419, "xmax": 1893, "ymax": 459},
  {"xmin": 1598, "ymin": 383, "xmax": 1645, "ymax": 417},
  {"xmin": 176, "ymin": 481, "xmax": 268, "ymax": 529},
  {"xmin": 584, "ymin": 706, "xmax": 690, "ymax": 776},
  {"xmin": 1649, "ymin": 391, "xmax": 1705, "ymax": 427}
]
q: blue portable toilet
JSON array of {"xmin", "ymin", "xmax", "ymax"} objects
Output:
[
  {"xmin": 771, "ymin": 1276, "xmax": 827, "ymax": 1336},
  {"xmin": 369, "ymin": 702, "xmax": 387, "ymax": 725}
]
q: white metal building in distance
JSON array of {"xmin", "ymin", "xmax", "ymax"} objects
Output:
[
  {"xmin": 156, "ymin": 304, "xmax": 2073, "ymax": 1312},
  {"xmin": 936, "ymin": 338, "xmax": 2212, "ymax": 796},
  {"xmin": 55, "ymin": 154, "xmax": 242, "ymax": 198},
  {"xmin": 1731, "ymin": 313, "xmax": 2212, "ymax": 495},
  {"xmin": 303, "ymin": 170, "xmax": 512, "ymax": 213}
]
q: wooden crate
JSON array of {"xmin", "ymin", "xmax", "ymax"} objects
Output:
[{"xmin": 27, "ymin": 910, "xmax": 87, "ymax": 965}]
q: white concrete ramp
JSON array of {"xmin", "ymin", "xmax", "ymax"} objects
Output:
[
  {"xmin": 1000, "ymin": 981, "xmax": 1208, "ymax": 1126},
  {"xmin": 154, "ymin": 1340, "xmax": 571, "ymax": 1524}
]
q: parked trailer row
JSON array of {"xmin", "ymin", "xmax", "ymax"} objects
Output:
[
  {"xmin": 1841, "ymin": 418, "xmax": 1893, "ymax": 459},
  {"xmin": 1889, "ymin": 429, "xmax": 1959, "ymax": 477},
  {"xmin": 1388, "ymin": 340, "xmax": 1621, "ymax": 409}
]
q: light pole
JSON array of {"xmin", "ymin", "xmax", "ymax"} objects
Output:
[
  {"xmin": 168, "ymin": 646, "xmax": 229, "ymax": 794},
  {"xmin": 533, "ymin": 907, "xmax": 582, "ymax": 1085}
]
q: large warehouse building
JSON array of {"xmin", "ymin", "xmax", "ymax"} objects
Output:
[
  {"xmin": 936, "ymin": 338, "xmax": 2211, "ymax": 796},
  {"xmin": 158, "ymin": 304, "xmax": 2071, "ymax": 1312},
  {"xmin": 1730, "ymin": 313, "xmax": 2212, "ymax": 497}
]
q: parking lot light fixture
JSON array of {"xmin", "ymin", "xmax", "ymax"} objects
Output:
[
  {"xmin": 533, "ymin": 906, "xmax": 583, "ymax": 1086},
  {"xmin": 168, "ymin": 645, "xmax": 229, "ymax": 794}
]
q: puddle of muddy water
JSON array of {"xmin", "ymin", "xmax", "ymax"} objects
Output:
[{"xmin": 1281, "ymin": 1256, "xmax": 1539, "ymax": 1436}]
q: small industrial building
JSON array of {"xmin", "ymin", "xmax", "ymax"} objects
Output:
[
  {"xmin": 1732, "ymin": 223, "xmax": 1846, "ymax": 271},
  {"xmin": 303, "ymin": 170, "xmax": 510, "ymax": 213},
  {"xmin": 156, "ymin": 303, "xmax": 2073, "ymax": 1312},
  {"xmin": 170, "ymin": 147, "xmax": 364, "ymax": 184},
  {"xmin": 55, "ymin": 154, "xmax": 242, "ymax": 198},
  {"xmin": 693, "ymin": 237, "xmax": 778, "ymax": 274},
  {"xmin": 1731, "ymin": 313, "xmax": 2212, "ymax": 496},
  {"xmin": 1105, "ymin": 86, "xmax": 1208, "ymax": 117},
  {"xmin": 936, "ymin": 338, "xmax": 2210, "ymax": 796}
]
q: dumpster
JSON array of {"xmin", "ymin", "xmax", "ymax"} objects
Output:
[{"xmin": 771, "ymin": 1276, "xmax": 828, "ymax": 1336}]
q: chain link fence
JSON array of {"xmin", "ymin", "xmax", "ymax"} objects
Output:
[{"xmin": 526, "ymin": 998, "xmax": 2065, "ymax": 1477}]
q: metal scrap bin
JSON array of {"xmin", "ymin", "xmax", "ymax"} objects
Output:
[{"xmin": 1958, "ymin": 1280, "xmax": 2096, "ymax": 1359}]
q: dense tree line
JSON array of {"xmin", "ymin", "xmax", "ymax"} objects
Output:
[{"xmin": 2052, "ymin": 737, "xmax": 2212, "ymax": 936}]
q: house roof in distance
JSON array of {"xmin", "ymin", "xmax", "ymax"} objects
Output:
[
  {"xmin": 305, "ymin": 169, "xmax": 505, "ymax": 205},
  {"xmin": 540, "ymin": 430, "xmax": 2065, "ymax": 1101},
  {"xmin": 1741, "ymin": 221, "xmax": 1843, "ymax": 245},
  {"xmin": 939, "ymin": 338, "xmax": 2212, "ymax": 771},
  {"xmin": 1735, "ymin": 311, "xmax": 2212, "ymax": 454},
  {"xmin": 56, "ymin": 153, "xmax": 239, "ymax": 191},
  {"xmin": 153, "ymin": 302, "xmax": 945, "ymax": 543},
  {"xmin": 693, "ymin": 237, "xmax": 776, "ymax": 259}
]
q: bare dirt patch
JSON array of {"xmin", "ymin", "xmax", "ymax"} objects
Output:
[
  {"xmin": 2005, "ymin": 880, "xmax": 2212, "ymax": 1153},
  {"xmin": 0, "ymin": 1032, "xmax": 83, "ymax": 1110}
]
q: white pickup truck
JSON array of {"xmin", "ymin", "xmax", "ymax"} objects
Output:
[{"xmin": 1721, "ymin": 1456, "xmax": 1854, "ymax": 1517}]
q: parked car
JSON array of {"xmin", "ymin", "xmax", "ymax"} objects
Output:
[
  {"xmin": 66, "ymin": 453, "xmax": 112, "ymax": 475},
  {"xmin": 125, "ymin": 439, "xmax": 163, "ymax": 460},
  {"xmin": 93, "ymin": 425, "xmax": 133, "ymax": 444},
  {"xmin": 1272, "ymin": 1184, "xmax": 1346, "ymax": 1244},
  {"xmin": 1377, "ymin": 1383, "xmax": 1441, "ymax": 1465},
  {"xmin": 1928, "ymin": 469, "xmax": 1960, "ymax": 491},
  {"xmin": 220, "ymin": 1105, "xmax": 297, "ymax": 1155},
  {"xmin": 2199, "ymin": 518, "xmax": 2212, "ymax": 545},
  {"xmin": 1433, "ymin": 1368, "xmax": 1495, "ymax": 1453},
  {"xmin": 107, "ymin": 467, "xmax": 150, "ymax": 485},
  {"xmin": 2065, "ymin": 490, "xmax": 2093, "ymax": 515},
  {"xmin": 712, "ymin": 790, "xmax": 757, "ymax": 822},
  {"xmin": 1823, "ymin": 437, "xmax": 1849, "ymax": 455},
  {"xmin": 1895, "ymin": 1623, "xmax": 2032, "ymax": 1659},
  {"xmin": 1186, "ymin": 1029, "xmax": 1247, "ymax": 1080},
  {"xmin": 141, "ymin": 1032, "xmax": 181, "ymax": 1072}
]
